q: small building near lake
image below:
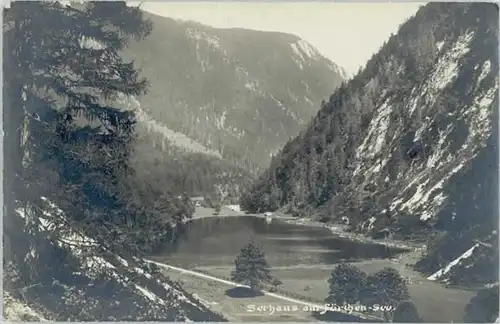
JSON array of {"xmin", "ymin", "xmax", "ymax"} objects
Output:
[{"xmin": 189, "ymin": 196, "xmax": 205, "ymax": 207}]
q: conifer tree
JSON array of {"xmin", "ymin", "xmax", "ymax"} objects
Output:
[
  {"xmin": 3, "ymin": 0, "xmax": 152, "ymax": 285},
  {"xmin": 231, "ymin": 241, "xmax": 277, "ymax": 293}
]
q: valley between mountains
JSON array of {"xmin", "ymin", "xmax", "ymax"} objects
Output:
[{"xmin": 3, "ymin": 2, "xmax": 498, "ymax": 323}]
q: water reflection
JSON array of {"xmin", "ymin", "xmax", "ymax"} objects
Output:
[{"xmin": 151, "ymin": 216, "xmax": 407, "ymax": 268}]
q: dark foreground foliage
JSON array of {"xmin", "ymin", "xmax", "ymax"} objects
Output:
[{"xmin": 3, "ymin": 1, "xmax": 225, "ymax": 321}]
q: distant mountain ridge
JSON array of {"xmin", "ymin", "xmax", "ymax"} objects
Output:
[
  {"xmin": 240, "ymin": 3, "xmax": 498, "ymax": 287},
  {"xmin": 122, "ymin": 12, "xmax": 345, "ymax": 171}
]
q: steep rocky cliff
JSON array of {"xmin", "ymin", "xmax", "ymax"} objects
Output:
[{"xmin": 240, "ymin": 3, "xmax": 498, "ymax": 286}]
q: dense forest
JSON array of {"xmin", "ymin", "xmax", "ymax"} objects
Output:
[
  {"xmin": 129, "ymin": 124, "xmax": 255, "ymax": 205},
  {"xmin": 3, "ymin": 2, "xmax": 225, "ymax": 320},
  {"xmin": 240, "ymin": 2, "xmax": 498, "ymax": 286}
]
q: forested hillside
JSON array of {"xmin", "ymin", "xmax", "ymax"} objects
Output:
[
  {"xmin": 122, "ymin": 12, "xmax": 345, "ymax": 171},
  {"xmin": 240, "ymin": 3, "xmax": 498, "ymax": 286},
  {"xmin": 113, "ymin": 89, "xmax": 254, "ymax": 203},
  {"xmin": 3, "ymin": 2, "xmax": 226, "ymax": 320},
  {"xmin": 130, "ymin": 124, "xmax": 254, "ymax": 204}
]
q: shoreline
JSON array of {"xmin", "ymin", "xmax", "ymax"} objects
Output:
[
  {"xmin": 191, "ymin": 206, "xmax": 424, "ymax": 252},
  {"xmin": 281, "ymin": 217, "xmax": 424, "ymax": 251}
]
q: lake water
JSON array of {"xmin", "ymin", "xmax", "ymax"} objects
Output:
[{"xmin": 150, "ymin": 216, "xmax": 408, "ymax": 268}]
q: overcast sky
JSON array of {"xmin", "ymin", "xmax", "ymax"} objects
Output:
[{"xmin": 132, "ymin": 2, "xmax": 426, "ymax": 76}]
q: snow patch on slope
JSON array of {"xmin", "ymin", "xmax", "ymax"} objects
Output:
[
  {"xmin": 186, "ymin": 28, "xmax": 230, "ymax": 68},
  {"xmin": 352, "ymin": 29, "xmax": 496, "ymax": 224},
  {"xmin": 478, "ymin": 60, "xmax": 491, "ymax": 86},
  {"xmin": 13, "ymin": 197, "xmax": 216, "ymax": 321},
  {"xmin": 290, "ymin": 39, "xmax": 348, "ymax": 79},
  {"xmin": 297, "ymin": 39, "xmax": 320, "ymax": 58},
  {"xmin": 328, "ymin": 61, "xmax": 350, "ymax": 80},
  {"xmin": 356, "ymin": 98, "xmax": 392, "ymax": 159},
  {"xmin": 465, "ymin": 78, "xmax": 498, "ymax": 143},
  {"xmin": 420, "ymin": 31, "xmax": 474, "ymax": 108},
  {"xmin": 427, "ymin": 244, "xmax": 479, "ymax": 280},
  {"xmin": 290, "ymin": 39, "xmax": 320, "ymax": 63},
  {"xmin": 215, "ymin": 110, "xmax": 227, "ymax": 130},
  {"xmin": 186, "ymin": 28, "xmax": 222, "ymax": 51},
  {"xmin": 79, "ymin": 36, "xmax": 105, "ymax": 50}
]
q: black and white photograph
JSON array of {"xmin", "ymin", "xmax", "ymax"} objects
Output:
[{"xmin": 3, "ymin": 1, "xmax": 499, "ymax": 323}]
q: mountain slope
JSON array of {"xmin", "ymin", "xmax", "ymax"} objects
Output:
[
  {"xmin": 5, "ymin": 197, "xmax": 226, "ymax": 321},
  {"xmin": 113, "ymin": 92, "xmax": 254, "ymax": 202},
  {"xmin": 115, "ymin": 92, "xmax": 223, "ymax": 158},
  {"xmin": 130, "ymin": 126, "xmax": 255, "ymax": 203},
  {"xmin": 122, "ymin": 12, "xmax": 345, "ymax": 171},
  {"xmin": 240, "ymin": 3, "xmax": 498, "ymax": 286},
  {"xmin": 2, "ymin": 2, "xmax": 227, "ymax": 320}
]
